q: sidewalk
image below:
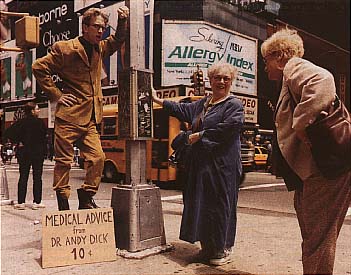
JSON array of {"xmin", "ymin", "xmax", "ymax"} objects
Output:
[{"xmin": 1, "ymin": 195, "xmax": 351, "ymax": 275}]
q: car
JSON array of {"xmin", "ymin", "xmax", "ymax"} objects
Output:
[{"xmin": 254, "ymin": 146, "xmax": 268, "ymax": 169}]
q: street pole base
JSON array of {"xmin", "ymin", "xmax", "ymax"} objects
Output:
[
  {"xmin": 0, "ymin": 199, "xmax": 13, "ymax": 206},
  {"xmin": 111, "ymin": 184, "xmax": 166, "ymax": 252},
  {"xmin": 116, "ymin": 243, "xmax": 174, "ymax": 259}
]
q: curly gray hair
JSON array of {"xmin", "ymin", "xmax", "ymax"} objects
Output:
[{"xmin": 261, "ymin": 28, "xmax": 304, "ymax": 60}]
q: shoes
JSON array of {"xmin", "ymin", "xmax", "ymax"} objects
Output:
[
  {"xmin": 209, "ymin": 250, "xmax": 231, "ymax": 266},
  {"xmin": 196, "ymin": 249, "xmax": 211, "ymax": 260},
  {"xmin": 14, "ymin": 203, "xmax": 26, "ymax": 210},
  {"xmin": 32, "ymin": 203, "xmax": 46, "ymax": 210},
  {"xmin": 77, "ymin": 188, "xmax": 99, "ymax": 209},
  {"xmin": 56, "ymin": 191, "xmax": 70, "ymax": 211}
]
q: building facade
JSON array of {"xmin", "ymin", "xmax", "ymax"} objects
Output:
[{"xmin": 1, "ymin": 0, "xmax": 349, "ymax": 146}]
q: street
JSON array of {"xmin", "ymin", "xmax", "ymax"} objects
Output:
[{"xmin": 1, "ymin": 160, "xmax": 351, "ymax": 275}]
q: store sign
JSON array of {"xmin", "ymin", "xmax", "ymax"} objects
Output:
[
  {"xmin": 35, "ymin": 1, "xmax": 78, "ymax": 58},
  {"xmin": 185, "ymin": 87, "xmax": 212, "ymax": 97},
  {"xmin": 162, "ymin": 20, "xmax": 257, "ymax": 96},
  {"xmin": 183, "ymin": 87, "xmax": 257, "ymax": 123},
  {"xmin": 33, "ymin": 1, "xmax": 78, "ymax": 98},
  {"xmin": 154, "ymin": 87, "xmax": 180, "ymax": 98},
  {"xmin": 4, "ymin": 104, "xmax": 49, "ymax": 128},
  {"xmin": 42, "ymin": 208, "xmax": 116, "ymax": 268},
  {"xmin": 103, "ymin": 95, "xmax": 118, "ymax": 106},
  {"xmin": 236, "ymin": 95, "xmax": 257, "ymax": 123}
]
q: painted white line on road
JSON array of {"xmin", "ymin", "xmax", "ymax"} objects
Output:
[
  {"xmin": 162, "ymin": 195, "xmax": 183, "ymax": 201},
  {"xmin": 240, "ymin": 183, "xmax": 286, "ymax": 190},
  {"xmin": 346, "ymin": 207, "xmax": 351, "ymax": 216},
  {"xmin": 4, "ymin": 168, "xmax": 81, "ymax": 172},
  {"xmin": 161, "ymin": 184, "xmax": 286, "ymax": 201}
]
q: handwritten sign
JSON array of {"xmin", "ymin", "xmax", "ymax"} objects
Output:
[{"xmin": 42, "ymin": 208, "xmax": 116, "ymax": 268}]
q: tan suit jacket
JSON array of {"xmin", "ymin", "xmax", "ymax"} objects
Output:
[
  {"xmin": 32, "ymin": 21, "xmax": 127, "ymax": 125},
  {"xmin": 275, "ymin": 57, "xmax": 336, "ymax": 180}
]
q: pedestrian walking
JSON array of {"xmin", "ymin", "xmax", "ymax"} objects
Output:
[
  {"xmin": 152, "ymin": 62, "xmax": 244, "ymax": 266},
  {"xmin": 261, "ymin": 28, "xmax": 351, "ymax": 274},
  {"xmin": 4, "ymin": 102, "xmax": 47, "ymax": 210},
  {"xmin": 32, "ymin": 6, "xmax": 129, "ymax": 211}
]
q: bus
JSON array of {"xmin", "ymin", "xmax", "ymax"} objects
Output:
[
  {"xmin": 96, "ymin": 96, "xmax": 197, "ymax": 184},
  {"xmin": 88, "ymin": 96, "xmax": 254, "ymax": 185}
]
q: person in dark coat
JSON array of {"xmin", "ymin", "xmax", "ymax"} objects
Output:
[
  {"xmin": 152, "ymin": 63, "xmax": 244, "ymax": 266},
  {"xmin": 4, "ymin": 102, "xmax": 47, "ymax": 210}
]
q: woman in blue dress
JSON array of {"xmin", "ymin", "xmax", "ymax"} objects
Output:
[{"xmin": 152, "ymin": 63, "xmax": 244, "ymax": 265}]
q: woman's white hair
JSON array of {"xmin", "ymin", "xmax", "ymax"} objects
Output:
[{"xmin": 207, "ymin": 62, "xmax": 237, "ymax": 80}]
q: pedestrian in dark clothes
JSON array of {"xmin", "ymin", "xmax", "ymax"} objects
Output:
[
  {"xmin": 153, "ymin": 63, "xmax": 244, "ymax": 266},
  {"xmin": 4, "ymin": 102, "xmax": 47, "ymax": 210}
]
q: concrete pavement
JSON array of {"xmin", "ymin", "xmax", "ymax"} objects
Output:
[{"xmin": 1, "ymin": 163, "xmax": 351, "ymax": 274}]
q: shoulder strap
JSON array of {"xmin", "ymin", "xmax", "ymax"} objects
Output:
[
  {"xmin": 193, "ymin": 96, "xmax": 212, "ymax": 132},
  {"xmin": 287, "ymin": 87, "xmax": 297, "ymax": 109}
]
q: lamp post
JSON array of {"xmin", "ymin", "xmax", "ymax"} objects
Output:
[{"xmin": 111, "ymin": 0, "xmax": 167, "ymax": 254}]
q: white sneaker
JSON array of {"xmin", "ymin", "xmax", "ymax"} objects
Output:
[
  {"xmin": 32, "ymin": 203, "xmax": 46, "ymax": 210},
  {"xmin": 209, "ymin": 251, "xmax": 231, "ymax": 266},
  {"xmin": 14, "ymin": 203, "xmax": 26, "ymax": 210}
]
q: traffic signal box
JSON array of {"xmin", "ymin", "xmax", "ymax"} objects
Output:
[
  {"xmin": 190, "ymin": 68, "xmax": 205, "ymax": 96},
  {"xmin": 190, "ymin": 71, "xmax": 198, "ymax": 88},
  {"xmin": 15, "ymin": 16, "xmax": 40, "ymax": 48},
  {"xmin": 196, "ymin": 70, "xmax": 205, "ymax": 95}
]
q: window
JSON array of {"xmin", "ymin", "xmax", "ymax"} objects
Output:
[{"xmin": 102, "ymin": 117, "xmax": 117, "ymax": 135}]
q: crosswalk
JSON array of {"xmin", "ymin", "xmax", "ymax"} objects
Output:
[{"xmin": 2, "ymin": 162, "xmax": 82, "ymax": 172}]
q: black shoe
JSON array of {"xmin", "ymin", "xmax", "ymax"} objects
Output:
[
  {"xmin": 56, "ymin": 191, "xmax": 70, "ymax": 211},
  {"xmin": 77, "ymin": 188, "xmax": 99, "ymax": 209}
]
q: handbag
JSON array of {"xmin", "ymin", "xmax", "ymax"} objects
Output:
[
  {"xmin": 168, "ymin": 96, "xmax": 212, "ymax": 168},
  {"xmin": 168, "ymin": 131, "xmax": 190, "ymax": 168},
  {"xmin": 305, "ymin": 95, "xmax": 351, "ymax": 179},
  {"xmin": 272, "ymin": 130, "xmax": 303, "ymax": 191},
  {"xmin": 288, "ymin": 88, "xmax": 351, "ymax": 179}
]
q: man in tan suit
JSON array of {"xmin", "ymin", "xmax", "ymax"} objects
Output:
[
  {"xmin": 261, "ymin": 29, "xmax": 351, "ymax": 274},
  {"xmin": 32, "ymin": 6, "xmax": 129, "ymax": 210}
]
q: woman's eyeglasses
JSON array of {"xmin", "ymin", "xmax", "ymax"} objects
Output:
[
  {"xmin": 263, "ymin": 51, "xmax": 277, "ymax": 64},
  {"xmin": 212, "ymin": 76, "xmax": 232, "ymax": 83}
]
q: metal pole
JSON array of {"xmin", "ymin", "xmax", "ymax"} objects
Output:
[
  {"xmin": 0, "ymin": 11, "xmax": 29, "ymax": 17},
  {"xmin": 111, "ymin": 0, "xmax": 167, "ymax": 253},
  {"xmin": 0, "ymin": 161, "xmax": 12, "ymax": 205}
]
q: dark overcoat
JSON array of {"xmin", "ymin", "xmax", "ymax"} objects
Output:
[{"xmin": 163, "ymin": 95, "xmax": 244, "ymax": 252}]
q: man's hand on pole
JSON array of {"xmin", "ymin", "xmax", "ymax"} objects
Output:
[{"xmin": 117, "ymin": 6, "xmax": 129, "ymax": 20}]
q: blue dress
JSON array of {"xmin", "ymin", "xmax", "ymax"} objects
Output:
[{"xmin": 163, "ymin": 95, "xmax": 244, "ymax": 253}]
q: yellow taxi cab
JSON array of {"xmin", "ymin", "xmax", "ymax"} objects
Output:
[{"xmin": 254, "ymin": 146, "xmax": 268, "ymax": 168}]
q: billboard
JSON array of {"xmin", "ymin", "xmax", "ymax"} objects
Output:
[
  {"xmin": 15, "ymin": 51, "xmax": 33, "ymax": 98},
  {"xmin": 0, "ymin": 57, "xmax": 11, "ymax": 100},
  {"xmin": 162, "ymin": 20, "xmax": 258, "ymax": 96}
]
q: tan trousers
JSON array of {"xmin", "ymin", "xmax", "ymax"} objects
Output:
[
  {"xmin": 294, "ymin": 171, "xmax": 351, "ymax": 275},
  {"xmin": 53, "ymin": 118, "xmax": 105, "ymax": 199}
]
